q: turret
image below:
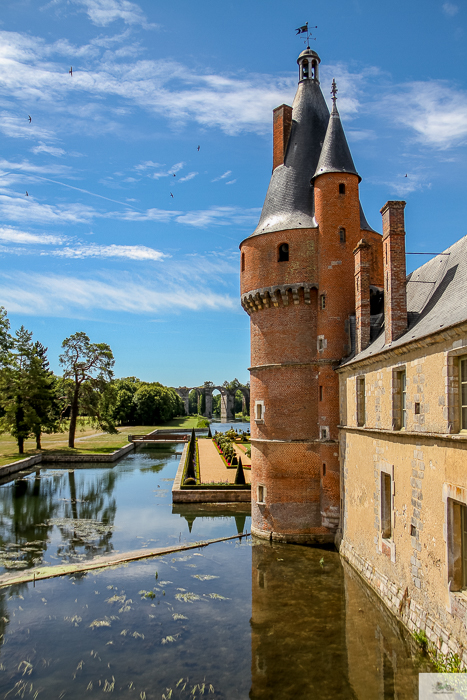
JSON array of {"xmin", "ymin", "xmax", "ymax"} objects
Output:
[{"xmin": 240, "ymin": 53, "xmax": 381, "ymax": 544}]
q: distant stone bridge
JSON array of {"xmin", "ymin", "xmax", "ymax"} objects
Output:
[{"xmin": 172, "ymin": 382, "xmax": 250, "ymax": 423}]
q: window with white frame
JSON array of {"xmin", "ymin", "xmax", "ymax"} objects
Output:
[
  {"xmin": 255, "ymin": 400, "xmax": 265, "ymax": 422},
  {"xmin": 257, "ymin": 484, "xmax": 266, "ymax": 504}
]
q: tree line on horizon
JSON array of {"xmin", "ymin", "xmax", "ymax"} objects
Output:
[{"xmin": 0, "ymin": 307, "xmax": 184, "ymax": 454}]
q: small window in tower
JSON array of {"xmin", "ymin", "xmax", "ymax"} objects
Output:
[
  {"xmin": 278, "ymin": 243, "xmax": 289, "ymax": 262},
  {"xmin": 241, "ymin": 252, "xmax": 245, "ymax": 272},
  {"xmin": 320, "ymin": 294, "xmax": 326, "ymax": 309},
  {"xmin": 339, "ymin": 228, "xmax": 346, "ymax": 243},
  {"xmin": 255, "ymin": 400, "xmax": 265, "ymax": 423},
  {"xmin": 311, "ymin": 60, "xmax": 316, "ymax": 79},
  {"xmin": 339, "ymin": 183, "xmax": 346, "ymax": 195},
  {"xmin": 302, "ymin": 60, "xmax": 309, "ymax": 79},
  {"xmin": 323, "ymin": 463, "xmax": 326, "ymax": 476},
  {"xmin": 319, "ymin": 385, "xmax": 323, "ymax": 401},
  {"xmin": 257, "ymin": 485, "xmax": 266, "ymax": 504}
]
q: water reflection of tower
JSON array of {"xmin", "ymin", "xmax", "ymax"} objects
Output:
[
  {"xmin": 250, "ymin": 541, "xmax": 353, "ymax": 699},
  {"xmin": 250, "ymin": 543, "xmax": 422, "ymax": 699}
]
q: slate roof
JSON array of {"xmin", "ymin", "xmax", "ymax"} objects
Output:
[
  {"xmin": 249, "ymin": 78, "xmax": 329, "ymax": 237},
  {"xmin": 343, "ymin": 233, "xmax": 467, "ymax": 366},
  {"xmin": 313, "ymin": 102, "xmax": 360, "ymax": 181}
]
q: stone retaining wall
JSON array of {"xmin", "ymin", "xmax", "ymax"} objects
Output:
[
  {"xmin": 340, "ymin": 539, "xmax": 467, "ymax": 666},
  {"xmin": 0, "ymin": 442, "xmax": 135, "ymax": 479}
]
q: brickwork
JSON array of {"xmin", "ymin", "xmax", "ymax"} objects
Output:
[
  {"xmin": 354, "ymin": 239, "xmax": 371, "ymax": 353},
  {"xmin": 381, "ymin": 200, "xmax": 407, "ymax": 344},
  {"xmin": 272, "ymin": 104, "xmax": 292, "ymax": 171},
  {"xmin": 240, "ymin": 228, "xmax": 319, "ymax": 295}
]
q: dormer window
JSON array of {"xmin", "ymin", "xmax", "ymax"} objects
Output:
[
  {"xmin": 278, "ymin": 243, "xmax": 289, "ymax": 262},
  {"xmin": 339, "ymin": 183, "xmax": 346, "ymax": 195}
]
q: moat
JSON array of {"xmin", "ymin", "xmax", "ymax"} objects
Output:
[{"xmin": 0, "ymin": 442, "xmax": 430, "ymax": 699}]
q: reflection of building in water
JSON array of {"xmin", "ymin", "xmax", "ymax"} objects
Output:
[{"xmin": 250, "ymin": 541, "xmax": 423, "ymax": 700}]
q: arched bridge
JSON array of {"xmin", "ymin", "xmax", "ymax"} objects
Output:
[{"xmin": 172, "ymin": 381, "xmax": 250, "ymax": 423}]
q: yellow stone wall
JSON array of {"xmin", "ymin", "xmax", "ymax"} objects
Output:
[{"xmin": 339, "ymin": 332, "xmax": 467, "ymax": 660}]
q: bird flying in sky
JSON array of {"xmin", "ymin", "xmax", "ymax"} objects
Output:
[
  {"xmin": 197, "ymin": 145, "xmax": 200, "ymax": 151},
  {"xmin": 28, "ymin": 115, "xmax": 31, "ymax": 123},
  {"xmin": 170, "ymin": 192, "xmax": 174, "ymax": 198},
  {"xmin": 25, "ymin": 191, "xmax": 28, "ymax": 196},
  {"xmin": 69, "ymin": 66, "xmax": 73, "ymax": 76}
]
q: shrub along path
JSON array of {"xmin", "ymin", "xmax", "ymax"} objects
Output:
[{"xmin": 198, "ymin": 439, "xmax": 251, "ymax": 485}]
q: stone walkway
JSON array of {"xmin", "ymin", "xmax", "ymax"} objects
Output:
[{"xmin": 198, "ymin": 439, "xmax": 251, "ymax": 484}]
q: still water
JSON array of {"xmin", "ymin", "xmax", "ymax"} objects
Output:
[{"xmin": 0, "ymin": 445, "xmax": 429, "ymax": 698}]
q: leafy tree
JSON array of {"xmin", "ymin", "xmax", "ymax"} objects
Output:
[
  {"xmin": 59, "ymin": 332, "xmax": 115, "ymax": 448},
  {"xmin": 0, "ymin": 326, "xmax": 58, "ymax": 453}
]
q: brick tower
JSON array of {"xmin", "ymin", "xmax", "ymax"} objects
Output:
[{"xmin": 240, "ymin": 49, "xmax": 382, "ymax": 544}]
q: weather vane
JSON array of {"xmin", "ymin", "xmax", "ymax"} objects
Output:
[
  {"xmin": 331, "ymin": 78, "xmax": 338, "ymax": 105},
  {"xmin": 295, "ymin": 22, "xmax": 317, "ymax": 48}
]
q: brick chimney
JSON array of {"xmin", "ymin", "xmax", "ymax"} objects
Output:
[
  {"xmin": 273, "ymin": 104, "xmax": 292, "ymax": 171},
  {"xmin": 380, "ymin": 200, "xmax": 407, "ymax": 344},
  {"xmin": 353, "ymin": 238, "xmax": 371, "ymax": 353}
]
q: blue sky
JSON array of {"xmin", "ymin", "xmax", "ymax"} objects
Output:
[{"xmin": 0, "ymin": 0, "xmax": 466, "ymax": 387}]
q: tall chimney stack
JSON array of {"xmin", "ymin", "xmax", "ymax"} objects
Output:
[
  {"xmin": 353, "ymin": 238, "xmax": 371, "ymax": 354},
  {"xmin": 381, "ymin": 200, "xmax": 407, "ymax": 344},
  {"xmin": 272, "ymin": 104, "xmax": 292, "ymax": 171}
]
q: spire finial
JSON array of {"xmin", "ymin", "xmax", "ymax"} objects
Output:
[{"xmin": 331, "ymin": 78, "xmax": 338, "ymax": 106}]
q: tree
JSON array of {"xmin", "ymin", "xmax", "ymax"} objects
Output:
[
  {"xmin": 59, "ymin": 332, "xmax": 115, "ymax": 448},
  {"xmin": 0, "ymin": 326, "xmax": 58, "ymax": 454}
]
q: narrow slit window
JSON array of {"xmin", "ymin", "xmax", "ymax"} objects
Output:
[
  {"xmin": 241, "ymin": 252, "xmax": 245, "ymax": 272},
  {"xmin": 256, "ymin": 403, "xmax": 262, "ymax": 420},
  {"xmin": 339, "ymin": 228, "xmax": 346, "ymax": 243},
  {"xmin": 278, "ymin": 243, "xmax": 289, "ymax": 262},
  {"xmin": 339, "ymin": 183, "xmax": 346, "ymax": 195},
  {"xmin": 460, "ymin": 357, "xmax": 467, "ymax": 431},
  {"xmin": 257, "ymin": 485, "xmax": 266, "ymax": 504},
  {"xmin": 319, "ymin": 386, "xmax": 323, "ymax": 402},
  {"xmin": 393, "ymin": 369, "xmax": 407, "ymax": 430},
  {"xmin": 323, "ymin": 463, "xmax": 326, "ymax": 476},
  {"xmin": 448, "ymin": 499, "xmax": 467, "ymax": 591},
  {"xmin": 357, "ymin": 376, "xmax": 365, "ymax": 427},
  {"xmin": 320, "ymin": 294, "xmax": 326, "ymax": 309},
  {"xmin": 381, "ymin": 472, "xmax": 392, "ymax": 539}
]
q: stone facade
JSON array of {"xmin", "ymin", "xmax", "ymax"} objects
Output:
[{"xmin": 339, "ymin": 323, "xmax": 467, "ymax": 661}]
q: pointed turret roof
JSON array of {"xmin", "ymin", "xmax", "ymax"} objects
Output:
[
  {"xmin": 313, "ymin": 92, "xmax": 360, "ymax": 181},
  {"xmin": 249, "ymin": 50, "xmax": 329, "ymax": 238}
]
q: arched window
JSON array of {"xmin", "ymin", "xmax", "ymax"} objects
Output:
[
  {"xmin": 278, "ymin": 243, "xmax": 289, "ymax": 262},
  {"xmin": 311, "ymin": 60, "xmax": 316, "ymax": 79},
  {"xmin": 302, "ymin": 60, "xmax": 309, "ymax": 79},
  {"xmin": 241, "ymin": 252, "xmax": 245, "ymax": 272},
  {"xmin": 339, "ymin": 228, "xmax": 346, "ymax": 243},
  {"xmin": 339, "ymin": 183, "xmax": 346, "ymax": 195}
]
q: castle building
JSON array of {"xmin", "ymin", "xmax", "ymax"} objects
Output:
[
  {"xmin": 240, "ymin": 47, "xmax": 383, "ymax": 544},
  {"xmin": 242, "ymin": 47, "xmax": 467, "ymax": 661}
]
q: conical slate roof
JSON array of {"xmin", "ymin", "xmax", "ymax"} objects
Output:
[
  {"xmin": 313, "ymin": 101, "xmax": 360, "ymax": 181},
  {"xmin": 249, "ymin": 78, "xmax": 329, "ymax": 237}
]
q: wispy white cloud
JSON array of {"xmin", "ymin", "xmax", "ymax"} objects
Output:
[
  {"xmin": 225, "ymin": 179, "xmax": 236, "ymax": 185},
  {"xmin": 0, "ymin": 194, "xmax": 97, "ymax": 225},
  {"xmin": 442, "ymin": 2, "xmax": 459, "ymax": 16},
  {"xmin": 173, "ymin": 206, "xmax": 260, "ymax": 228},
  {"xmin": 382, "ymin": 81, "xmax": 467, "ymax": 148},
  {"xmin": 0, "ymin": 226, "xmax": 65, "ymax": 245},
  {"xmin": 211, "ymin": 170, "xmax": 232, "ymax": 182},
  {"xmin": 0, "ymin": 272, "xmax": 237, "ymax": 316},
  {"xmin": 134, "ymin": 160, "xmax": 164, "ymax": 171},
  {"xmin": 31, "ymin": 142, "xmax": 66, "ymax": 157},
  {"xmin": 48, "ymin": 243, "xmax": 166, "ymax": 261},
  {"xmin": 71, "ymin": 0, "xmax": 157, "ymax": 28},
  {"xmin": 178, "ymin": 172, "xmax": 198, "ymax": 183}
]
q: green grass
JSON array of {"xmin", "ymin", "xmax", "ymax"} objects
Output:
[{"xmin": 0, "ymin": 416, "xmax": 194, "ymax": 466}]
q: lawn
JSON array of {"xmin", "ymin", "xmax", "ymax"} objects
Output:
[{"xmin": 0, "ymin": 415, "xmax": 200, "ymax": 467}]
